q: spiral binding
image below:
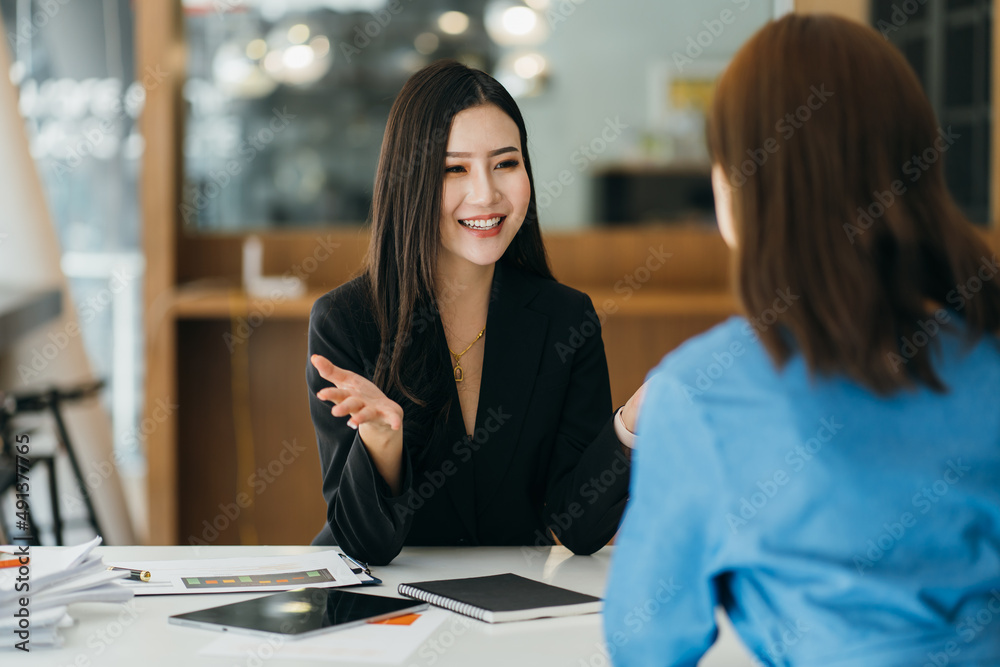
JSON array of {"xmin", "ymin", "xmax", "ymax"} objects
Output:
[{"xmin": 398, "ymin": 584, "xmax": 489, "ymax": 622}]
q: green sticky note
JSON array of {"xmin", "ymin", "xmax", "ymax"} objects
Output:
[
  {"xmin": 239, "ymin": 576, "xmax": 252, "ymax": 583},
  {"xmin": 307, "ymin": 571, "xmax": 320, "ymax": 577},
  {"xmin": 185, "ymin": 578, "xmax": 200, "ymax": 585}
]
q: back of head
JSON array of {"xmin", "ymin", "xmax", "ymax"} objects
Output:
[{"xmin": 708, "ymin": 13, "xmax": 1000, "ymax": 394}]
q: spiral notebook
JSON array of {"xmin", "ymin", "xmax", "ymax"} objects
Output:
[{"xmin": 397, "ymin": 573, "xmax": 602, "ymax": 623}]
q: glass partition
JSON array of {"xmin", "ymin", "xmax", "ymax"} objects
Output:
[{"xmin": 181, "ymin": 0, "xmax": 775, "ymax": 231}]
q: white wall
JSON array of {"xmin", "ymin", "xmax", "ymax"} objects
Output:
[{"xmin": 518, "ymin": 0, "xmax": 774, "ymax": 228}]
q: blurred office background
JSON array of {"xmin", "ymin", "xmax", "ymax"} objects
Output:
[{"xmin": 0, "ymin": 0, "xmax": 993, "ymax": 550}]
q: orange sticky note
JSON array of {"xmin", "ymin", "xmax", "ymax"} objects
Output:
[{"xmin": 368, "ymin": 614, "xmax": 420, "ymax": 626}]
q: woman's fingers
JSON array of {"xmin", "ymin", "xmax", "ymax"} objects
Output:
[
  {"xmin": 317, "ymin": 387, "xmax": 349, "ymax": 403},
  {"xmin": 310, "ymin": 354, "xmax": 355, "ymax": 386},
  {"xmin": 311, "ymin": 357, "xmax": 404, "ymax": 431},
  {"xmin": 385, "ymin": 407, "xmax": 403, "ymax": 431},
  {"xmin": 331, "ymin": 396, "xmax": 365, "ymax": 418},
  {"xmin": 350, "ymin": 406, "xmax": 378, "ymax": 428}
]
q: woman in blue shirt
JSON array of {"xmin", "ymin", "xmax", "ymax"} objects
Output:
[{"xmin": 605, "ymin": 14, "xmax": 1000, "ymax": 667}]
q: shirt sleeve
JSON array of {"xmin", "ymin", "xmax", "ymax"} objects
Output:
[
  {"xmin": 542, "ymin": 293, "xmax": 631, "ymax": 555},
  {"xmin": 613, "ymin": 407, "xmax": 637, "ymax": 449},
  {"xmin": 307, "ymin": 293, "xmax": 416, "ymax": 566},
  {"xmin": 603, "ymin": 371, "xmax": 726, "ymax": 666}
]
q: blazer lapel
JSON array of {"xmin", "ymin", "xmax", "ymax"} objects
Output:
[
  {"xmin": 431, "ymin": 322, "xmax": 479, "ymax": 543},
  {"xmin": 433, "ymin": 260, "xmax": 548, "ymax": 543},
  {"xmin": 471, "ymin": 261, "xmax": 547, "ymax": 513}
]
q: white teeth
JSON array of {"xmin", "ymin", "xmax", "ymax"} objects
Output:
[{"xmin": 460, "ymin": 216, "xmax": 502, "ymax": 229}]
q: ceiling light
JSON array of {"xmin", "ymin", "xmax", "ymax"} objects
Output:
[{"xmin": 438, "ymin": 11, "xmax": 470, "ymax": 35}]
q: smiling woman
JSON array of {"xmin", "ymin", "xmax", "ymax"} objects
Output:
[
  {"xmin": 305, "ymin": 60, "xmax": 646, "ymax": 565},
  {"xmin": 439, "ymin": 105, "xmax": 531, "ymax": 281}
]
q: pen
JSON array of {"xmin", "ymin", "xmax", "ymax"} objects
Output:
[
  {"xmin": 340, "ymin": 553, "xmax": 371, "ymax": 576},
  {"xmin": 107, "ymin": 566, "xmax": 151, "ymax": 582}
]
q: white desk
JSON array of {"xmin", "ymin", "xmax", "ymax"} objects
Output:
[{"xmin": 19, "ymin": 545, "xmax": 754, "ymax": 666}]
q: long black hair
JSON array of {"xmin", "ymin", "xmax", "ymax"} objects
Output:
[{"xmin": 364, "ymin": 59, "xmax": 553, "ymax": 411}]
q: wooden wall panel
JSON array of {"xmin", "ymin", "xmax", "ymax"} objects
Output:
[
  {"xmin": 603, "ymin": 313, "xmax": 732, "ymax": 408},
  {"xmin": 795, "ymin": 0, "xmax": 870, "ymax": 22},
  {"xmin": 177, "ymin": 319, "xmax": 327, "ymax": 546},
  {"xmin": 177, "ymin": 321, "xmax": 239, "ymax": 545},
  {"xmin": 175, "ymin": 225, "xmax": 731, "ymax": 292},
  {"xmin": 138, "ymin": 0, "xmax": 184, "ymax": 544}
]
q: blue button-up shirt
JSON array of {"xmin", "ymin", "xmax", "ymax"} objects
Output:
[{"xmin": 605, "ymin": 316, "xmax": 1000, "ymax": 666}]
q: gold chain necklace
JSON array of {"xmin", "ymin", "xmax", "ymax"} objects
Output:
[{"xmin": 448, "ymin": 327, "xmax": 485, "ymax": 382}]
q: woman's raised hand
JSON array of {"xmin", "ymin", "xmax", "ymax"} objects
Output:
[
  {"xmin": 311, "ymin": 354, "xmax": 404, "ymax": 437},
  {"xmin": 311, "ymin": 354, "xmax": 404, "ymax": 494}
]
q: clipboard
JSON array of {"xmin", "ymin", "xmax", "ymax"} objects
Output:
[{"xmin": 339, "ymin": 553, "xmax": 382, "ymax": 586}]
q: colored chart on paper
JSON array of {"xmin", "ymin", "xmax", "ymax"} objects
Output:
[{"xmin": 181, "ymin": 569, "xmax": 336, "ymax": 589}]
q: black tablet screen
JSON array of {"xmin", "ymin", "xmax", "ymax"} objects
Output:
[{"xmin": 171, "ymin": 588, "xmax": 423, "ymax": 636}]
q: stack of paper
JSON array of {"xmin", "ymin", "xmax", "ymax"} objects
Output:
[{"xmin": 0, "ymin": 536, "xmax": 134, "ymax": 649}]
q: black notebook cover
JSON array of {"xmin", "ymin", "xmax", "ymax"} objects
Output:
[{"xmin": 397, "ymin": 573, "xmax": 602, "ymax": 623}]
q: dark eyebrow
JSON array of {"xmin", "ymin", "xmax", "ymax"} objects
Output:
[{"xmin": 445, "ymin": 146, "xmax": 520, "ymax": 158}]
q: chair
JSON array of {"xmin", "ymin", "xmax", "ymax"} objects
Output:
[{"xmin": 0, "ymin": 381, "xmax": 105, "ymax": 544}]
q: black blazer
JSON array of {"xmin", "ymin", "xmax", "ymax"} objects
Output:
[{"xmin": 306, "ymin": 260, "xmax": 630, "ymax": 565}]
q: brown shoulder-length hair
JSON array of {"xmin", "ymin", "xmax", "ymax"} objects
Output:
[
  {"xmin": 708, "ymin": 13, "xmax": 1000, "ymax": 394},
  {"xmin": 365, "ymin": 59, "xmax": 553, "ymax": 407}
]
